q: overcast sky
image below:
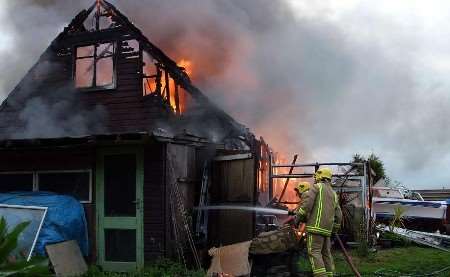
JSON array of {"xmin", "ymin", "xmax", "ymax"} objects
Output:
[
  {"xmin": 285, "ymin": 0, "xmax": 450, "ymax": 189},
  {"xmin": 0, "ymin": 0, "xmax": 449, "ymax": 189}
]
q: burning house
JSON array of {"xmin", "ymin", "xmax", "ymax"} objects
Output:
[{"xmin": 0, "ymin": 0, "xmax": 274, "ymax": 270}]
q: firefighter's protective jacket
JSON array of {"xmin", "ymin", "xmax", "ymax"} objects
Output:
[{"xmin": 296, "ymin": 181, "xmax": 342, "ymax": 236}]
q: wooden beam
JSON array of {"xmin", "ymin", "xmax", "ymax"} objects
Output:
[
  {"xmin": 57, "ymin": 27, "xmax": 132, "ymax": 47},
  {"xmin": 165, "ymin": 70, "xmax": 171, "ymax": 105},
  {"xmin": 278, "ymin": 154, "xmax": 298, "ymax": 203},
  {"xmin": 174, "ymin": 84, "xmax": 180, "ymax": 115},
  {"xmin": 214, "ymin": 153, "xmax": 252, "ymax": 161}
]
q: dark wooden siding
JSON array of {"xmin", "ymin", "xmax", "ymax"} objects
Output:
[
  {"xmin": 0, "ymin": 29, "xmax": 175, "ymax": 139},
  {"xmin": 0, "ymin": 147, "xmax": 93, "ymax": 172},
  {"xmin": 143, "ymin": 142, "xmax": 166, "ymax": 260},
  {"xmin": 143, "ymin": 143, "xmax": 197, "ymax": 261}
]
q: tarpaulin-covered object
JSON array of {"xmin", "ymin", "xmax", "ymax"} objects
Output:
[{"xmin": 0, "ymin": 192, "xmax": 88, "ymax": 256}]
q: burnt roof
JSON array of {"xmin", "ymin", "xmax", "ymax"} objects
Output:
[{"xmin": 0, "ymin": 0, "xmax": 252, "ymax": 148}]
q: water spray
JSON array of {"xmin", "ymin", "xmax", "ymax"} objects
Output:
[{"xmin": 194, "ymin": 205, "xmax": 289, "ymax": 215}]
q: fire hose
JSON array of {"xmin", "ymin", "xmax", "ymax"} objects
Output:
[{"xmin": 335, "ymin": 234, "xmax": 362, "ymax": 277}]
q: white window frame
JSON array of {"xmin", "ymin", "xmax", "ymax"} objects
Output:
[{"xmin": 0, "ymin": 170, "xmax": 92, "ymax": 203}]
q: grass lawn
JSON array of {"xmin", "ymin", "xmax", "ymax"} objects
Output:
[
  {"xmin": 335, "ymin": 246, "xmax": 450, "ymax": 276},
  {"xmin": 7, "ymin": 247, "xmax": 450, "ymax": 276},
  {"xmin": 298, "ymin": 246, "xmax": 450, "ymax": 276}
]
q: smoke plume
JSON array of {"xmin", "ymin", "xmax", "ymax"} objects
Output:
[{"xmin": 1, "ymin": 0, "xmax": 450, "ymax": 187}]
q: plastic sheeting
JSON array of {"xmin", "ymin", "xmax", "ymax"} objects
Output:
[{"xmin": 0, "ymin": 192, "xmax": 88, "ymax": 256}]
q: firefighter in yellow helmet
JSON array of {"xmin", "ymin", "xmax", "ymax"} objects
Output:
[
  {"xmin": 295, "ymin": 167, "xmax": 342, "ymax": 277},
  {"xmin": 295, "ymin": 181, "xmax": 311, "ymax": 197},
  {"xmin": 291, "ymin": 182, "xmax": 311, "ymax": 225}
]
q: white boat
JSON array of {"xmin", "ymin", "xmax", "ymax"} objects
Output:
[{"xmin": 372, "ymin": 186, "xmax": 448, "ymax": 232}]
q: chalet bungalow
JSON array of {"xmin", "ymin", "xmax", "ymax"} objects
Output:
[{"xmin": 0, "ymin": 1, "xmax": 273, "ymax": 270}]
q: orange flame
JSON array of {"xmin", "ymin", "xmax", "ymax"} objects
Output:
[
  {"xmin": 168, "ymin": 59, "xmax": 193, "ymax": 113},
  {"xmin": 143, "ymin": 58, "xmax": 194, "ymax": 114},
  {"xmin": 271, "ymin": 154, "xmax": 309, "ymax": 209}
]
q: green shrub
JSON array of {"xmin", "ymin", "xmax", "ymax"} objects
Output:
[{"xmin": 380, "ymin": 232, "xmax": 410, "ymax": 247}]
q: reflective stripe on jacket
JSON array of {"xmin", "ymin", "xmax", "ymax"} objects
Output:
[{"xmin": 297, "ymin": 181, "xmax": 342, "ymax": 237}]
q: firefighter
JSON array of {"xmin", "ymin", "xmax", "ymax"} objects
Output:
[
  {"xmin": 288, "ymin": 181, "xmax": 311, "ymax": 228},
  {"xmin": 296, "ymin": 167, "xmax": 342, "ymax": 277},
  {"xmin": 294, "ymin": 181, "xmax": 311, "ymax": 198}
]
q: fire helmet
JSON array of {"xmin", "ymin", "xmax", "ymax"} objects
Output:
[
  {"xmin": 295, "ymin": 182, "xmax": 311, "ymax": 194},
  {"xmin": 314, "ymin": 167, "xmax": 332, "ymax": 182}
]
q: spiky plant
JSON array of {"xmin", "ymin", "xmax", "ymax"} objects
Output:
[
  {"xmin": 389, "ymin": 207, "xmax": 406, "ymax": 232},
  {"xmin": 0, "ymin": 216, "xmax": 30, "ymax": 266}
]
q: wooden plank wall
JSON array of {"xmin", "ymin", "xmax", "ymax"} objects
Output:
[
  {"xmin": 163, "ymin": 143, "xmax": 197, "ymax": 259},
  {"xmin": 143, "ymin": 142, "xmax": 166, "ymax": 260},
  {"xmin": 209, "ymin": 158, "xmax": 256, "ymax": 246}
]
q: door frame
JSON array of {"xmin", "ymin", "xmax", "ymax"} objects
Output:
[{"xmin": 96, "ymin": 146, "xmax": 144, "ymax": 271}]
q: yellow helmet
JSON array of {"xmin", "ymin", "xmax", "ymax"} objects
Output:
[
  {"xmin": 295, "ymin": 182, "xmax": 311, "ymax": 194},
  {"xmin": 314, "ymin": 167, "xmax": 332, "ymax": 182}
]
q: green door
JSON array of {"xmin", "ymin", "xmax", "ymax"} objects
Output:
[{"xmin": 96, "ymin": 147, "xmax": 144, "ymax": 271}]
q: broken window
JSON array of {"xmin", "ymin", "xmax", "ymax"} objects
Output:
[
  {"xmin": 142, "ymin": 51, "xmax": 159, "ymax": 96},
  {"xmin": 82, "ymin": 4, "xmax": 117, "ymax": 32},
  {"xmin": 0, "ymin": 173, "xmax": 34, "ymax": 192},
  {"xmin": 75, "ymin": 42, "xmax": 115, "ymax": 89},
  {"xmin": 142, "ymin": 51, "xmax": 188, "ymax": 114}
]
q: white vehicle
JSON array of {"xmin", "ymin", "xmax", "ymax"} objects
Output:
[{"xmin": 372, "ymin": 186, "xmax": 449, "ymax": 233}]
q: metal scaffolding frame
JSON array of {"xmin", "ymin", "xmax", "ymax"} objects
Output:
[{"xmin": 268, "ymin": 155, "xmax": 374, "ymax": 242}]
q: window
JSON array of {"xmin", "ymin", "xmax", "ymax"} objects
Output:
[
  {"xmin": 37, "ymin": 171, "xmax": 91, "ymax": 203},
  {"xmin": 0, "ymin": 173, "xmax": 34, "ymax": 193},
  {"xmin": 0, "ymin": 170, "xmax": 92, "ymax": 203},
  {"xmin": 75, "ymin": 43, "xmax": 115, "ymax": 89}
]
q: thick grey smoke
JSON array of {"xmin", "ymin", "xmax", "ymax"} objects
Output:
[
  {"xmin": 13, "ymin": 95, "xmax": 107, "ymax": 139},
  {"xmin": 0, "ymin": 0, "xmax": 449, "ymax": 187}
]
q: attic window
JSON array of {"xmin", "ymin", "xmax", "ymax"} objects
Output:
[{"xmin": 75, "ymin": 42, "xmax": 115, "ymax": 89}]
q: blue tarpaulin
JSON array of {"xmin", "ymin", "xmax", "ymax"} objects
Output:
[{"xmin": 0, "ymin": 192, "xmax": 88, "ymax": 256}]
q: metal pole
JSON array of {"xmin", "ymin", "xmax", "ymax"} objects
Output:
[
  {"xmin": 269, "ymin": 152, "xmax": 273, "ymax": 199},
  {"xmin": 272, "ymin": 162, "xmax": 365, "ymax": 168}
]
